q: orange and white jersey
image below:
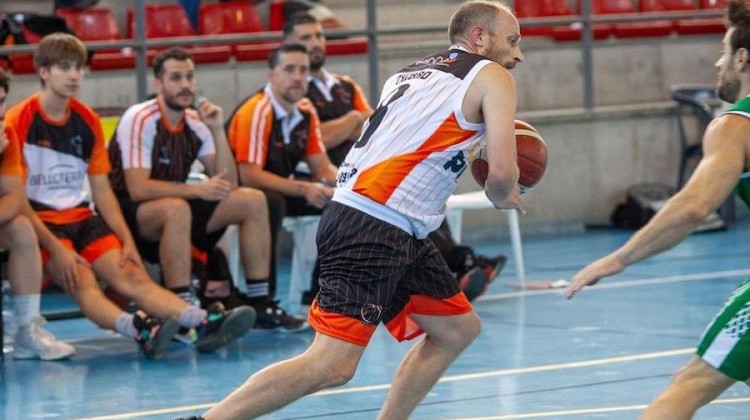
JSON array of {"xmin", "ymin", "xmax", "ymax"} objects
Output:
[
  {"xmin": 5, "ymin": 94, "xmax": 109, "ymax": 224},
  {"xmin": 334, "ymin": 47, "xmax": 492, "ymax": 238}
]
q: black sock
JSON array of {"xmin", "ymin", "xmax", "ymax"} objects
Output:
[{"xmin": 244, "ymin": 278, "xmax": 269, "ymax": 304}]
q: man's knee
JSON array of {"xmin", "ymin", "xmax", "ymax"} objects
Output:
[
  {"xmin": 3, "ymin": 215, "xmax": 36, "ymax": 246},
  {"xmin": 429, "ymin": 313, "xmax": 482, "ymax": 351},
  {"xmin": 236, "ymin": 187, "xmax": 269, "ymax": 216},
  {"xmin": 140, "ymin": 197, "xmax": 192, "ymax": 225}
]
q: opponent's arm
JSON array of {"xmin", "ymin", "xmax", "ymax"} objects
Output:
[{"xmin": 566, "ymin": 114, "xmax": 749, "ymax": 299}]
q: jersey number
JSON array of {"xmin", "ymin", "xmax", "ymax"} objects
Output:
[{"xmin": 355, "ymin": 84, "xmax": 410, "ymax": 149}]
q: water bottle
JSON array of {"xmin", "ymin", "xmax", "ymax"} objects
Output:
[{"xmin": 2, "ymin": 279, "xmax": 15, "ymax": 354}]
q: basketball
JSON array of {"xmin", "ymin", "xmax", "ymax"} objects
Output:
[{"xmin": 467, "ymin": 120, "xmax": 548, "ymax": 193}]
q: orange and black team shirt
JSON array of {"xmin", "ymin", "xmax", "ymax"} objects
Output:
[
  {"xmin": 3, "ymin": 93, "xmax": 110, "ymax": 225},
  {"xmin": 226, "ymin": 84, "xmax": 325, "ymax": 178},
  {"xmin": 108, "ymin": 99, "xmax": 216, "ymax": 195},
  {"xmin": 306, "ymin": 69, "xmax": 372, "ymax": 166}
]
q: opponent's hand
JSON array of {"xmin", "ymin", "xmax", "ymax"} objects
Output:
[
  {"xmin": 303, "ymin": 182, "xmax": 333, "ymax": 209},
  {"xmin": 199, "ymin": 170, "xmax": 233, "ymax": 201},
  {"xmin": 565, "ymin": 254, "xmax": 625, "ymax": 300}
]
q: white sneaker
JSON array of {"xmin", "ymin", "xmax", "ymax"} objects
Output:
[{"xmin": 13, "ymin": 316, "xmax": 76, "ymax": 360}]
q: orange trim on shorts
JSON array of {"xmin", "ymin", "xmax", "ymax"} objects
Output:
[
  {"xmin": 41, "ymin": 238, "xmax": 75, "ymax": 263},
  {"xmin": 192, "ymin": 246, "xmax": 208, "ymax": 264},
  {"xmin": 386, "ymin": 292, "xmax": 473, "ymax": 342},
  {"xmin": 80, "ymin": 234, "xmax": 122, "ymax": 264},
  {"xmin": 308, "ymin": 301, "xmax": 374, "ymax": 347}
]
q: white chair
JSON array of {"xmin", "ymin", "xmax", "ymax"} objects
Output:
[
  {"xmin": 445, "ymin": 191, "xmax": 526, "ymax": 288},
  {"xmin": 281, "ymin": 216, "xmax": 321, "ymax": 315}
]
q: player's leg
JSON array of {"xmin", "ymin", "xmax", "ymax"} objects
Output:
[
  {"xmin": 0, "ymin": 215, "xmax": 75, "ymax": 360},
  {"xmin": 643, "ymin": 279, "xmax": 750, "ymax": 419},
  {"xmin": 207, "ymin": 189, "xmax": 306, "ymax": 331},
  {"xmin": 379, "ymin": 311, "xmax": 481, "ymax": 419},
  {"xmin": 94, "ymin": 247, "xmax": 255, "ymax": 353},
  {"xmin": 203, "ymin": 333, "xmax": 364, "ymax": 419},
  {"xmin": 641, "ymin": 357, "xmax": 735, "ymax": 420},
  {"xmin": 379, "ymin": 237, "xmax": 481, "ymax": 419},
  {"xmin": 205, "ymin": 187, "xmax": 270, "ymax": 281},
  {"xmin": 133, "ymin": 196, "xmax": 193, "ymax": 290}
]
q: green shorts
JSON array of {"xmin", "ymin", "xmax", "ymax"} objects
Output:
[{"xmin": 696, "ymin": 277, "xmax": 750, "ymax": 381}]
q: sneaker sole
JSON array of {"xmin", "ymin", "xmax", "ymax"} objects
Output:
[
  {"xmin": 195, "ymin": 306, "xmax": 256, "ymax": 352},
  {"xmin": 143, "ymin": 318, "xmax": 181, "ymax": 359}
]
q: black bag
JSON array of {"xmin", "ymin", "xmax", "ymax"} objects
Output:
[{"xmin": 611, "ymin": 183, "xmax": 676, "ymax": 229}]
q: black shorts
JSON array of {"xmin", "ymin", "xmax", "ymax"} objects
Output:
[
  {"xmin": 117, "ymin": 195, "xmax": 226, "ymax": 263},
  {"xmin": 43, "ymin": 214, "xmax": 121, "ymax": 264},
  {"xmin": 309, "ymin": 202, "xmax": 472, "ymax": 346}
]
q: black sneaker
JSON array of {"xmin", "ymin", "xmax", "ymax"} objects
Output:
[
  {"xmin": 194, "ymin": 302, "xmax": 256, "ymax": 352},
  {"xmin": 174, "ymin": 417, "xmax": 205, "ymax": 420},
  {"xmin": 133, "ymin": 314, "xmax": 180, "ymax": 359},
  {"xmin": 458, "ymin": 266, "xmax": 490, "ymax": 302},
  {"xmin": 474, "ymin": 254, "xmax": 507, "ymax": 282},
  {"xmin": 252, "ymin": 298, "xmax": 309, "ymax": 333}
]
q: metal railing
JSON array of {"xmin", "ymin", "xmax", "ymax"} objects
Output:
[{"xmin": 0, "ymin": 1, "xmax": 726, "ymax": 111}]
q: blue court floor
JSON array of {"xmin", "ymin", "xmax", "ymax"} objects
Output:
[{"xmin": 2, "ymin": 219, "xmax": 750, "ymax": 419}]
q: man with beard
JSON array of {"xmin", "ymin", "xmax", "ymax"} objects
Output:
[
  {"xmin": 108, "ymin": 47, "xmax": 263, "ymax": 343},
  {"xmin": 225, "ymin": 43, "xmax": 338, "ymax": 332},
  {"xmin": 284, "ymin": 12, "xmax": 508, "ymax": 304},
  {"xmin": 567, "ymin": 0, "xmax": 750, "ymax": 417},
  {"xmin": 7, "ymin": 36, "xmax": 255, "ymax": 359},
  {"xmin": 179, "ymin": 0, "xmax": 524, "ymax": 417}
]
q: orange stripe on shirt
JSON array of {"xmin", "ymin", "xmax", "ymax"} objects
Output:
[
  {"xmin": 353, "ymin": 113, "xmax": 476, "ymax": 204},
  {"xmin": 130, "ymin": 105, "xmax": 159, "ymax": 169}
]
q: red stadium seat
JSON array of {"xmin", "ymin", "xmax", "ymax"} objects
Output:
[
  {"xmin": 199, "ymin": 2, "xmax": 265, "ymax": 35},
  {"xmin": 675, "ymin": 0, "xmax": 727, "ymax": 35},
  {"xmin": 198, "ymin": 1, "xmax": 266, "ymax": 55},
  {"xmin": 127, "ymin": 4, "xmax": 232, "ymax": 65},
  {"xmin": 516, "ymin": 0, "xmax": 611, "ymax": 42},
  {"xmin": 56, "ymin": 7, "xmax": 136, "ymax": 71},
  {"xmin": 234, "ymin": 0, "xmax": 367, "ymax": 62},
  {"xmin": 589, "ymin": 0, "xmax": 673, "ymax": 39}
]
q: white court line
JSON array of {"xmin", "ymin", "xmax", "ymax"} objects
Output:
[
  {"xmin": 478, "ymin": 268, "xmax": 750, "ymax": 302},
  {"xmin": 451, "ymin": 397, "xmax": 750, "ymax": 419},
  {"xmin": 75, "ymin": 348, "xmax": 694, "ymax": 420},
  {"xmin": 76, "ymin": 269, "xmax": 747, "ymax": 420}
]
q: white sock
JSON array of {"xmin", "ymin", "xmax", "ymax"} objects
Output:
[
  {"xmin": 114, "ymin": 313, "xmax": 138, "ymax": 338},
  {"xmin": 13, "ymin": 294, "xmax": 41, "ymax": 327}
]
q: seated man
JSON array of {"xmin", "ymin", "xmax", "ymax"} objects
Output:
[
  {"xmin": 6, "ymin": 33, "xmax": 255, "ymax": 359},
  {"xmin": 0, "ymin": 68, "xmax": 75, "ymax": 360},
  {"xmin": 226, "ymin": 44, "xmax": 338, "ymax": 329},
  {"xmin": 107, "ymin": 47, "xmax": 283, "ymax": 333}
]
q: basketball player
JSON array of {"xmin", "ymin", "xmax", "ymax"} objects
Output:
[
  {"xmin": 5, "ymin": 34, "xmax": 254, "ymax": 358},
  {"xmin": 567, "ymin": 1, "xmax": 750, "ymax": 417},
  {"xmin": 179, "ymin": 1, "xmax": 524, "ymax": 418},
  {"xmin": 0, "ymin": 68, "xmax": 76, "ymax": 360}
]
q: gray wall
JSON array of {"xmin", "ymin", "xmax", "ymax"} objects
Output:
[{"xmin": 0, "ymin": 1, "xmax": 731, "ymax": 240}]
